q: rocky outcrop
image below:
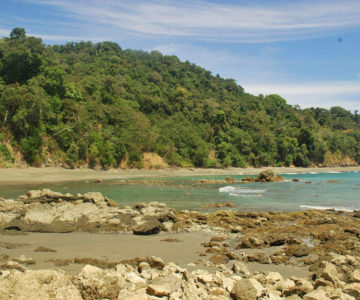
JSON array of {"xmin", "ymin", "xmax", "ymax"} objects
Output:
[
  {"xmin": 0, "ymin": 189, "xmax": 176, "ymax": 234},
  {"xmin": 1, "ymin": 252, "xmax": 358, "ymax": 299},
  {"xmin": 255, "ymin": 169, "xmax": 284, "ymax": 182}
]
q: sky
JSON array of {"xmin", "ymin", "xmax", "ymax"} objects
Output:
[{"xmin": 1, "ymin": 0, "xmax": 360, "ymax": 111}]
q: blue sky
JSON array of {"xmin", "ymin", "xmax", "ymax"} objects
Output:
[{"xmin": 1, "ymin": 0, "xmax": 360, "ymax": 111}]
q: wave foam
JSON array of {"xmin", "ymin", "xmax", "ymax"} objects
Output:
[
  {"xmin": 218, "ymin": 186, "xmax": 236, "ymax": 193},
  {"xmin": 219, "ymin": 186, "xmax": 265, "ymax": 195},
  {"xmin": 300, "ymin": 205, "xmax": 355, "ymax": 212}
]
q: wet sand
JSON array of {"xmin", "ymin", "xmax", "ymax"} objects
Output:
[
  {"xmin": 0, "ymin": 166, "xmax": 359, "ymax": 185},
  {"xmin": 0, "ymin": 231, "xmax": 310, "ymax": 278}
]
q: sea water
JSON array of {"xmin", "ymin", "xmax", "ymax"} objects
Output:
[{"xmin": 0, "ymin": 171, "xmax": 359, "ymax": 212}]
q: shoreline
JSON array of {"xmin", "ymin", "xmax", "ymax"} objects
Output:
[{"xmin": 0, "ymin": 165, "xmax": 359, "ymax": 185}]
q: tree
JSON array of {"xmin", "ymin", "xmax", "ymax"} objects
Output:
[{"xmin": 10, "ymin": 28, "xmax": 26, "ymax": 40}]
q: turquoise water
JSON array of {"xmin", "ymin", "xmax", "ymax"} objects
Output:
[{"xmin": 0, "ymin": 171, "xmax": 359, "ymax": 212}]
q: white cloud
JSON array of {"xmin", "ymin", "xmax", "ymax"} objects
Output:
[
  {"xmin": 27, "ymin": 0, "xmax": 360, "ymax": 43},
  {"xmin": 244, "ymin": 81, "xmax": 360, "ymax": 110}
]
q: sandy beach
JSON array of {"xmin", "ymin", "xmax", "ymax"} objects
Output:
[
  {"xmin": 0, "ymin": 166, "xmax": 359, "ymax": 185},
  {"xmin": 0, "ymin": 231, "xmax": 310, "ymax": 278}
]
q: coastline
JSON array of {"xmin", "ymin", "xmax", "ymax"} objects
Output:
[{"xmin": 0, "ymin": 165, "xmax": 359, "ymax": 185}]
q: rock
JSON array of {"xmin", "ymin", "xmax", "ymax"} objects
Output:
[
  {"xmin": 83, "ymin": 192, "xmax": 105, "ymax": 205},
  {"xmin": 14, "ymin": 254, "xmax": 35, "ymax": 265},
  {"xmin": 318, "ymin": 261, "xmax": 344, "ymax": 285},
  {"xmin": 1, "ymin": 190, "xmax": 176, "ymax": 234},
  {"xmin": 236, "ymin": 237, "xmax": 266, "ymax": 249},
  {"xmin": 232, "ymin": 261, "xmax": 251, "ymax": 276},
  {"xmin": 255, "ymin": 170, "xmax": 284, "ymax": 182},
  {"xmin": 133, "ymin": 216, "xmax": 161, "ymax": 235},
  {"xmin": 242, "ymin": 177, "xmax": 255, "ymax": 182},
  {"xmin": 0, "ymin": 269, "xmax": 82, "ymax": 299},
  {"xmin": 225, "ymin": 176, "xmax": 236, "ymax": 183},
  {"xmin": 353, "ymin": 210, "xmax": 360, "ymax": 218},
  {"xmin": 209, "ymin": 254, "xmax": 229, "ymax": 265},
  {"xmin": 201, "ymin": 202, "xmax": 235, "ymax": 208},
  {"xmin": 125, "ymin": 271, "xmax": 147, "ymax": 284},
  {"xmin": 245, "ymin": 253, "xmax": 271, "ymax": 264},
  {"xmin": 344, "ymin": 283, "xmax": 360, "ymax": 298},
  {"xmin": 196, "ymin": 273, "xmax": 213, "ymax": 284},
  {"xmin": 291, "ymin": 277, "xmax": 313, "ymax": 294},
  {"xmin": 147, "ymin": 284, "xmax": 171, "ymax": 297},
  {"xmin": 76, "ymin": 264, "xmax": 125, "ymax": 299},
  {"xmin": 303, "ymin": 289, "xmax": 331, "ymax": 300},
  {"xmin": 292, "ymin": 178, "xmax": 300, "ymax": 182},
  {"xmin": 349, "ymin": 269, "xmax": 360, "ymax": 283},
  {"xmin": 265, "ymin": 272, "xmax": 283, "ymax": 285},
  {"xmin": 150, "ymin": 276, "xmax": 182, "ymax": 293},
  {"xmin": 94, "ymin": 179, "xmax": 102, "ymax": 183},
  {"xmin": 231, "ymin": 278, "xmax": 265, "ymax": 300},
  {"xmin": 34, "ymin": 246, "xmax": 57, "ymax": 252},
  {"xmin": 148, "ymin": 256, "xmax": 165, "ymax": 270},
  {"xmin": 285, "ymin": 244, "xmax": 310, "ymax": 257},
  {"xmin": 1, "ymin": 261, "xmax": 25, "ymax": 272}
]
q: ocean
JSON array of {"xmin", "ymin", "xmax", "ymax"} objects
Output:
[{"xmin": 1, "ymin": 171, "xmax": 359, "ymax": 212}]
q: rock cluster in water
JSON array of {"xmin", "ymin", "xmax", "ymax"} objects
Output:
[{"xmin": 0, "ymin": 189, "xmax": 176, "ymax": 234}]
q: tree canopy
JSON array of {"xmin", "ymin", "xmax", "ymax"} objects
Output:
[{"xmin": 0, "ymin": 28, "xmax": 359, "ymax": 168}]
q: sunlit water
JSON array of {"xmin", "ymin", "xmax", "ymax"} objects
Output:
[{"xmin": 0, "ymin": 171, "xmax": 359, "ymax": 212}]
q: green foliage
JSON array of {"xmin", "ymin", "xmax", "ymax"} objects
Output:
[
  {"xmin": 0, "ymin": 28, "xmax": 359, "ymax": 168},
  {"xmin": 0, "ymin": 143, "xmax": 14, "ymax": 167},
  {"xmin": 10, "ymin": 28, "xmax": 26, "ymax": 40}
]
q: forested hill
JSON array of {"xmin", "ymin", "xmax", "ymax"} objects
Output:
[{"xmin": 0, "ymin": 28, "xmax": 359, "ymax": 168}]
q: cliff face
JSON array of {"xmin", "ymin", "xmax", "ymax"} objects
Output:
[{"xmin": 322, "ymin": 152, "xmax": 358, "ymax": 167}]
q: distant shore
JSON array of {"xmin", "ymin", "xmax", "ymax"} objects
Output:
[{"xmin": 0, "ymin": 166, "xmax": 359, "ymax": 185}]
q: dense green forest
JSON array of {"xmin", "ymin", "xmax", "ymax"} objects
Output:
[{"xmin": 0, "ymin": 28, "xmax": 359, "ymax": 168}]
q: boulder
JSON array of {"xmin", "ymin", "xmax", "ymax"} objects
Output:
[
  {"xmin": 0, "ymin": 190, "xmax": 176, "ymax": 234},
  {"xmin": 344, "ymin": 283, "xmax": 360, "ymax": 299},
  {"xmin": 318, "ymin": 261, "xmax": 344, "ymax": 286},
  {"xmin": 0, "ymin": 269, "xmax": 82, "ymax": 300},
  {"xmin": 132, "ymin": 216, "xmax": 161, "ymax": 235},
  {"xmin": 147, "ymin": 284, "xmax": 171, "ymax": 297},
  {"xmin": 232, "ymin": 261, "xmax": 251, "ymax": 276},
  {"xmin": 303, "ymin": 289, "xmax": 331, "ymax": 300},
  {"xmin": 76, "ymin": 264, "xmax": 125, "ymax": 299},
  {"xmin": 255, "ymin": 170, "xmax": 284, "ymax": 182},
  {"xmin": 231, "ymin": 278, "xmax": 265, "ymax": 300},
  {"xmin": 209, "ymin": 254, "xmax": 229, "ymax": 265},
  {"xmin": 349, "ymin": 269, "xmax": 360, "ymax": 283},
  {"xmin": 245, "ymin": 253, "xmax": 271, "ymax": 264}
]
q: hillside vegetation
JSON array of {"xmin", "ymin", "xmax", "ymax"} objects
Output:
[{"xmin": 0, "ymin": 28, "xmax": 359, "ymax": 168}]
